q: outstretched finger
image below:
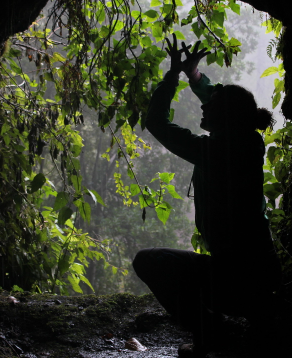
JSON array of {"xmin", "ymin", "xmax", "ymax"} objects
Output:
[
  {"xmin": 191, "ymin": 40, "xmax": 201, "ymax": 55},
  {"xmin": 198, "ymin": 48, "xmax": 211, "ymax": 59},
  {"xmin": 179, "ymin": 43, "xmax": 191, "ymax": 54},
  {"xmin": 172, "ymin": 33, "xmax": 178, "ymax": 50},
  {"xmin": 165, "ymin": 37, "xmax": 172, "ymax": 53},
  {"xmin": 165, "ymin": 38, "xmax": 172, "ymax": 57}
]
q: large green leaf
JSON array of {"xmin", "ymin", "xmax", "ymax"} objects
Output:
[
  {"xmin": 74, "ymin": 199, "xmax": 91, "ymax": 223},
  {"xmin": 260, "ymin": 66, "xmax": 278, "ymax": 78},
  {"xmin": 68, "ymin": 275, "xmax": 83, "ymax": 293},
  {"xmin": 31, "ymin": 173, "xmax": 46, "ymax": 193},
  {"xmin": 53, "ymin": 192, "xmax": 69, "ymax": 211},
  {"xmin": 58, "ymin": 207, "xmax": 73, "ymax": 225},
  {"xmin": 263, "ymin": 183, "xmax": 282, "ymax": 201},
  {"xmin": 88, "ymin": 189, "xmax": 105, "ymax": 206},
  {"xmin": 155, "ymin": 205, "xmax": 171, "ymax": 224},
  {"xmin": 130, "ymin": 184, "xmax": 140, "ymax": 196},
  {"xmin": 159, "ymin": 172, "xmax": 175, "ymax": 184},
  {"xmin": 166, "ymin": 185, "xmax": 183, "ymax": 199}
]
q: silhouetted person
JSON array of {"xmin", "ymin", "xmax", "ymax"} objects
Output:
[{"xmin": 133, "ymin": 35, "xmax": 282, "ymax": 357}]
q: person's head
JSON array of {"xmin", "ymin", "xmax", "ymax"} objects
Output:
[{"xmin": 200, "ymin": 84, "xmax": 275, "ymax": 133}]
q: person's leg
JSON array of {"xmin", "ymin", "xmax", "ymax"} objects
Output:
[{"xmin": 133, "ymin": 247, "xmax": 212, "ymax": 331}]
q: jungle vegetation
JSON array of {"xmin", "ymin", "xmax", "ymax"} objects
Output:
[{"xmin": 0, "ymin": 0, "xmax": 291, "ymax": 296}]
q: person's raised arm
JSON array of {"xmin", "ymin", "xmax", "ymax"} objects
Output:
[
  {"xmin": 181, "ymin": 41, "xmax": 216, "ymax": 105},
  {"xmin": 145, "ymin": 35, "xmax": 209, "ymax": 165}
]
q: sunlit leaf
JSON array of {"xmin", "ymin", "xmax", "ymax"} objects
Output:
[
  {"xmin": 159, "ymin": 172, "xmax": 175, "ymax": 184},
  {"xmin": 155, "ymin": 205, "xmax": 171, "ymax": 224},
  {"xmin": 260, "ymin": 66, "xmax": 278, "ymax": 78},
  {"xmin": 166, "ymin": 184, "xmax": 183, "ymax": 199},
  {"xmin": 130, "ymin": 183, "xmax": 140, "ymax": 196},
  {"xmin": 173, "ymin": 30, "xmax": 185, "ymax": 40}
]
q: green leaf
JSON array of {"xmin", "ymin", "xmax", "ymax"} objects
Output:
[
  {"xmin": 228, "ymin": 37, "xmax": 242, "ymax": 47},
  {"xmin": 263, "ymin": 182, "xmax": 282, "ymax": 201},
  {"xmin": 152, "ymin": 22, "xmax": 163, "ymax": 38},
  {"xmin": 144, "ymin": 10, "xmax": 158, "ymax": 19},
  {"xmin": 141, "ymin": 36, "xmax": 152, "ymax": 47},
  {"xmin": 192, "ymin": 21, "xmax": 204, "ymax": 39},
  {"xmin": 0, "ymin": 122, "xmax": 10, "ymax": 135},
  {"xmin": 130, "ymin": 183, "xmax": 140, "ymax": 196},
  {"xmin": 155, "ymin": 205, "xmax": 171, "ymax": 224},
  {"xmin": 275, "ymin": 161, "xmax": 287, "ymax": 182},
  {"xmin": 264, "ymin": 172, "xmax": 277, "ymax": 184},
  {"xmin": 53, "ymin": 192, "xmax": 69, "ymax": 211},
  {"xmin": 139, "ymin": 195, "xmax": 154, "ymax": 209},
  {"xmin": 131, "ymin": 10, "xmax": 143, "ymax": 19},
  {"xmin": 212, "ymin": 10, "xmax": 224, "ymax": 27},
  {"xmin": 272, "ymin": 92, "xmax": 281, "ymax": 109},
  {"xmin": 206, "ymin": 53, "xmax": 217, "ymax": 66},
  {"xmin": 71, "ymin": 175, "xmax": 82, "ymax": 192},
  {"xmin": 9, "ymin": 59, "xmax": 22, "ymax": 74},
  {"xmin": 89, "ymin": 189, "xmax": 105, "ymax": 206},
  {"xmin": 44, "ymin": 71, "xmax": 54, "ymax": 81},
  {"xmin": 68, "ymin": 275, "xmax": 83, "ymax": 293},
  {"xmin": 267, "ymin": 146, "xmax": 276, "ymax": 164},
  {"xmin": 260, "ymin": 66, "xmax": 278, "ymax": 78},
  {"xmin": 58, "ymin": 255, "xmax": 70, "ymax": 275},
  {"xmin": 74, "ymin": 199, "xmax": 91, "ymax": 223},
  {"xmin": 80, "ymin": 274, "xmax": 95, "ymax": 292},
  {"xmin": 166, "ymin": 184, "xmax": 183, "ymax": 199},
  {"xmin": 71, "ymin": 144, "xmax": 82, "ymax": 157},
  {"xmin": 173, "ymin": 80, "xmax": 188, "ymax": 101},
  {"xmin": 52, "ymin": 52, "xmax": 66, "ymax": 63},
  {"xmin": 58, "ymin": 207, "xmax": 73, "ymax": 225},
  {"xmin": 114, "ymin": 20, "xmax": 124, "ymax": 31},
  {"xmin": 175, "ymin": 0, "xmax": 183, "ymax": 5},
  {"xmin": 173, "ymin": 31, "xmax": 185, "ymax": 40},
  {"xmin": 31, "ymin": 173, "xmax": 46, "ymax": 193},
  {"xmin": 169, "ymin": 108, "xmax": 175, "ymax": 122},
  {"xmin": 150, "ymin": 0, "xmax": 161, "ymax": 5},
  {"xmin": 215, "ymin": 51, "xmax": 224, "ymax": 67},
  {"xmin": 228, "ymin": 0, "xmax": 240, "ymax": 15},
  {"xmin": 159, "ymin": 172, "xmax": 175, "ymax": 184},
  {"xmin": 100, "ymin": 25, "xmax": 110, "ymax": 37},
  {"xmin": 274, "ymin": 78, "xmax": 284, "ymax": 93}
]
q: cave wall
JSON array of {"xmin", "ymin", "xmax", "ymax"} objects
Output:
[
  {"xmin": 0, "ymin": 0, "xmax": 49, "ymax": 49},
  {"xmin": 241, "ymin": 0, "xmax": 291, "ymax": 120}
]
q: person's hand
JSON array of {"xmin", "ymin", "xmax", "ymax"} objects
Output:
[
  {"xmin": 165, "ymin": 33, "xmax": 191, "ymax": 74},
  {"xmin": 181, "ymin": 41, "xmax": 211, "ymax": 80}
]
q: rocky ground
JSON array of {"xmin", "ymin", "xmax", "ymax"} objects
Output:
[{"xmin": 0, "ymin": 290, "xmax": 291, "ymax": 358}]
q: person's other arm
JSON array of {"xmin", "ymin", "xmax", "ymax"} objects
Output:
[{"xmin": 189, "ymin": 72, "xmax": 216, "ymax": 104}]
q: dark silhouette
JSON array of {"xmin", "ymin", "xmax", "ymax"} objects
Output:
[{"xmin": 133, "ymin": 35, "xmax": 282, "ymax": 358}]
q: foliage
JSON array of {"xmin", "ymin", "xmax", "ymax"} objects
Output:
[
  {"xmin": 259, "ymin": 18, "xmax": 292, "ymax": 279},
  {"xmin": 0, "ymin": 0, "xmax": 271, "ymax": 293}
]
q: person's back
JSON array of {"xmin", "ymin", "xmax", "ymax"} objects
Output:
[{"xmin": 134, "ymin": 35, "xmax": 282, "ymax": 358}]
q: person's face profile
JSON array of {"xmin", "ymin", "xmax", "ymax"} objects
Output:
[{"xmin": 200, "ymin": 90, "xmax": 225, "ymax": 132}]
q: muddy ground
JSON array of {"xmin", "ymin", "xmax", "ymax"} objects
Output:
[{"xmin": 0, "ymin": 290, "xmax": 291, "ymax": 358}]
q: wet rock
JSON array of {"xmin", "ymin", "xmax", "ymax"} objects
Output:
[
  {"xmin": 125, "ymin": 337, "xmax": 147, "ymax": 351},
  {"xmin": 7, "ymin": 296, "xmax": 20, "ymax": 304}
]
